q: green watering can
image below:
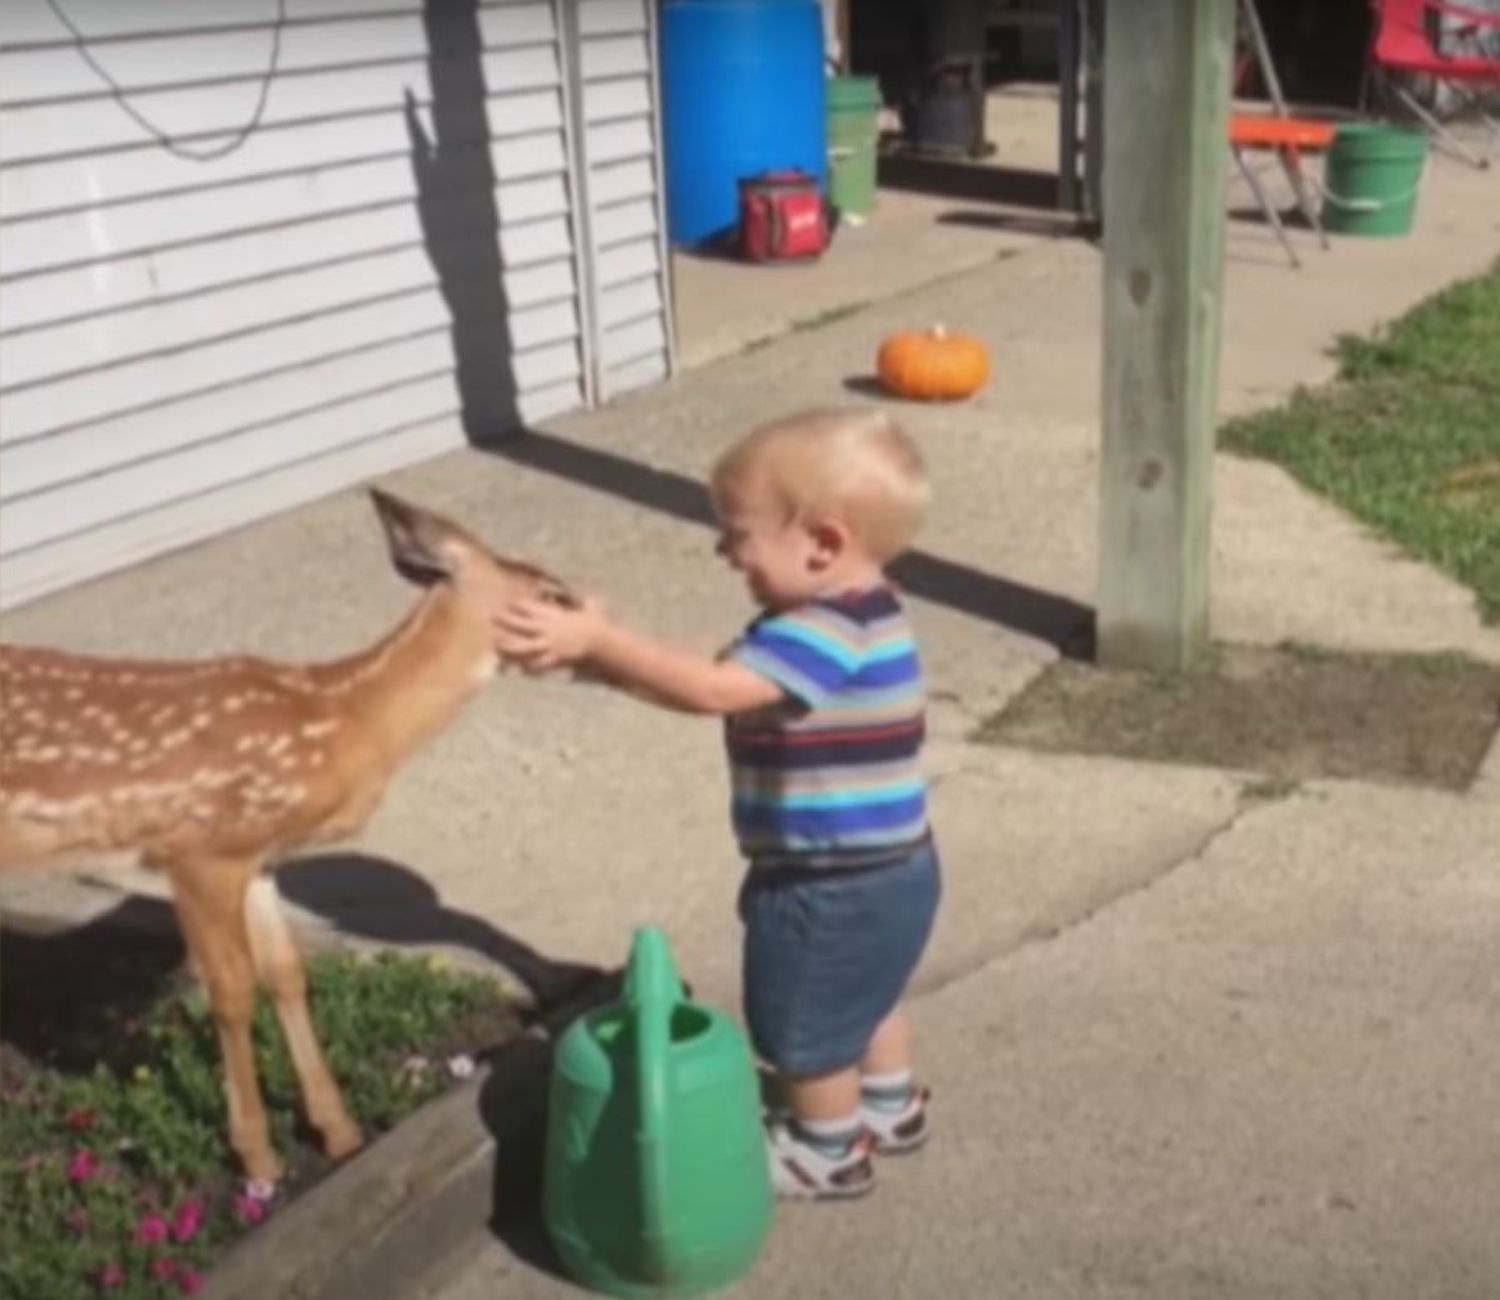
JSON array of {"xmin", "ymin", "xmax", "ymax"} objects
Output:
[{"xmin": 543, "ymin": 927, "xmax": 773, "ymax": 1297}]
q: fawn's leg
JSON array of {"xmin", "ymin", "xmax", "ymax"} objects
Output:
[
  {"xmin": 242, "ymin": 876, "xmax": 363, "ymax": 1159},
  {"xmin": 165, "ymin": 857, "xmax": 282, "ymax": 1184}
]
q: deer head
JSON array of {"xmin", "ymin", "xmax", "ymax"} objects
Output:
[{"xmin": 370, "ymin": 486, "xmax": 578, "ymax": 618}]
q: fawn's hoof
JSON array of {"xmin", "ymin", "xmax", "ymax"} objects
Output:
[
  {"xmin": 323, "ymin": 1122, "xmax": 364, "ymax": 1160},
  {"xmin": 241, "ymin": 1150, "xmax": 285, "ymax": 1187}
]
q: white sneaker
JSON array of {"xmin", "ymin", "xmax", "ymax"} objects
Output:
[
  {"xmin": 859, "ymin": 1085, "xmax": 930, "ymax": 1154},
  {"xmin": 765, "ymin": 1120, "xmax": 876, "ymax": 1200}
]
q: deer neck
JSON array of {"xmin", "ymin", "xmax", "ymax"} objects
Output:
[{"xmin": 321, "ymin": 585, "xmax": 496, "ymax": 767}]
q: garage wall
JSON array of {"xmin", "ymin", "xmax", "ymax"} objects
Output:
[{"xmin": 0, "ymin": 0, "xmax": 673, "ymax": 609}]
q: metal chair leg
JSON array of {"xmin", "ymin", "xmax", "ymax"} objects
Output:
[
  {"xmin": 1233, "ymin": 146, "xmax": 1299, "ymax": 268},
  {"xmin": 1394, "ymin": 83, "xmax": 1492, "ymax": 170},
  {"xmin": 1279, "ymin": 145, "xmax": 1329, "ymax": 250},
  {"xmin": 1462, "ymin": 87, "xmax": 1500, "ymax": 156}
]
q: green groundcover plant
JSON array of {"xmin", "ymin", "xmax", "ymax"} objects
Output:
[
  {"xmin": 2, "ymin": 951, "xmax": 513, "ymax": 1300},
  {"xmin": 1221, "ymin": 265, "xmax": 1500, "ymax": 623}
]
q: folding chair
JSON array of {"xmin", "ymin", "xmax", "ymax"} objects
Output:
[
  {"xmin": 1366, "ymin": 0, "xmax": 1500, "ymax": 168},
  {"xmin": 1227, "ymin": 0, "xmax": 1338, "ymax": 269},
  {"xmin": 1228, "ymin": 114, "xmax": 1338, "ymax": 268}
]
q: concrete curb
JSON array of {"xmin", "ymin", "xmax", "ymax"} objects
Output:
[
  {"xmin": 199, "ymin": 976, "xmax": 611, "ymax": 1300},
  {"xmin": 200, "ymin": 1039, "xmax": 533, "ymax": 1300}
]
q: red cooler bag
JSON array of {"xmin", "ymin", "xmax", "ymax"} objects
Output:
[{"xmin": 737, "ymin": 171, "xmax": 829, "ymax": 262}]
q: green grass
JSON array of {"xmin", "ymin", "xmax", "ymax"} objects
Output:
[
  {"xmin": 1220, "ymin": 265, "xmax": 1500, "ymax": 622},
  {"xmin": 1, "ymin": 951, "xmax": 514, "ymax": 1300}
]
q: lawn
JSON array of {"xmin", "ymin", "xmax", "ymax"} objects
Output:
[
  {"xmin": 1, "ymin": 947, "xmax": 517, "ymax": 1300},
  {"xmin": 1220, "ymin": 263, "xmax": 1500, "ymax": 622}
]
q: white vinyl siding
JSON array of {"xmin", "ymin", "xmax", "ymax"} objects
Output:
[{"xmin": 0, "ymin": 0, "xmax": 665, "ymax": 610}]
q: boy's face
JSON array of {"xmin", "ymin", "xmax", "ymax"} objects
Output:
[{"xmin": 713, "ymin": 491, "xmax": 825, "ymax": 611}]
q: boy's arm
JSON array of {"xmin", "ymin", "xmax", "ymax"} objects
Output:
[
  {"xmin": 495, "ymin": 598, "xmax": 783, "ymax": 716},
  {"xmin": 587, "ymin": 622, "xmax": 783, "ymax": 715}
]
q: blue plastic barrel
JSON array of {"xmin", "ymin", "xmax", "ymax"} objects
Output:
[{"xmin": 659, "ymin": 0, "xmax": 826, "ymax": 247}]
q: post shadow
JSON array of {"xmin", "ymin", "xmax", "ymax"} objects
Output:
[
  {"xmin": 410, "ymin": 0, "xmax": 522, "ymax": 443},
  {"xmin": 483, "ymin": 427, "xmax": 1097, "ymax": 660}
]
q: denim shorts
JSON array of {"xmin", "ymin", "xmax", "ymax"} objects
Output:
[{"xmin": 737, "ymin": 837, "xmax": 941, "ymax": 1077}]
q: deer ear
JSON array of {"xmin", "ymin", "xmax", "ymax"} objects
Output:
[{"xmin": 370, "ymin": 488, "xmax": 467, "ymax": 586}]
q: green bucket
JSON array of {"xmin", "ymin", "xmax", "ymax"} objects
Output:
[
  {"xmin": 1321, "ymin": 123, "xmax": 1428, "ymax": 238},
  {"xmin": 826, "ymin": 75, "xmax": 880, "ymax": 219}
]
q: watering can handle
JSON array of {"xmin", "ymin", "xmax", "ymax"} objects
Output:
[{"xmin": 625, "ymin": 927, "xmax": 680, "ymax": 1272}]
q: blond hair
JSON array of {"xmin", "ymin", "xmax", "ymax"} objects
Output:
[{"xmin": 710, "ymin": 408, "xmax": 929, "ymax": 562}]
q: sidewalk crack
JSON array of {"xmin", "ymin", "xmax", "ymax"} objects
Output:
[{"xmin": 912, "ymin": 795, "xmax": 1286, "ymax": 1002}]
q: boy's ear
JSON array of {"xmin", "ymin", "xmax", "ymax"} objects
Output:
[{"xmin": 807, "ymin": 518, "xmax": 850, "ymax": 567}]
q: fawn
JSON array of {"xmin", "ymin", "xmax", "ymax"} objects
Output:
[{"xmin": 0, "ymin": 489, "xmax": 577, "ymax": 1184}]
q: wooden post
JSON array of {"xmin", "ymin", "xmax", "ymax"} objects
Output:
[{"xmin": 1097, "ymin": 0, "xmax": 1235, "ymax": 671}]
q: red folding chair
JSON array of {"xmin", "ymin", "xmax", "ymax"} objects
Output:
[{"xmin": 1367, "ymin": 0, "xmax": 1500, "ymax": 168}]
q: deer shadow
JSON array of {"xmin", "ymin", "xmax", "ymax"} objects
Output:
[
  {"xmin": 0, "ymin": 853, "xmax": 618, "ymax": 1080},
  {"xmin": 0, "ymin": 897, "xmax": 185, "ymax": 1073}
]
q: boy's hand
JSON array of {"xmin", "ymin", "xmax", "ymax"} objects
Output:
[{"xmin": 493, "ymin": 594, "xmax": 607, "ymax": 672}]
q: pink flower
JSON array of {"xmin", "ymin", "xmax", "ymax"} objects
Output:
[
  {"xmin": 232, "ymin": 1191, "xmax": 267, "ymax": 1226},
  {"xmin": 171, "ymin": 1198, "xmax": 205, "ymax": 1244},
  {"xmin": 134, "ymin": 1214, "xmax": 170, "ymax": 1245},
  {"xmin": 177, "ymin": 1268, "xmax": 204, "ymax": 1295},
  {"xmin": 97, "ymin": 1263, "xmax": 125, "ymax": 1289},
  {"xmin": 67, "ymin": 1150, "xmax": 100, "ymax": 1183},
  {"xmin": 65, "ymin": 1209, "xmax": 90, "ymax": 1237},
  {"xmin": 150, "ymin": 1259, "xmax": 178, "ymax": 1282}
]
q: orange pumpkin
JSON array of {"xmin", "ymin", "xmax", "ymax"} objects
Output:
[{"xmin": 876, "ymin": 325, "xmax": 989, "ymax": 402}]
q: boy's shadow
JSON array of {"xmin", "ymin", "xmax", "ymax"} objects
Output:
[
  {"xmin": 477, "ymin": 1002, "xmax": 758, "ymax": 1282},
  {"xmin": 476, "ymin": 966, "xmax": 629, "ymax": 1278},
  {"xmin": 277, "ymin": 852, "xmax": 620, "ymax": 1017}
]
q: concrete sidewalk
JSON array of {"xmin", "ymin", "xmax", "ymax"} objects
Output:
[
  {"xmin": 4, "ymin": 139, "xmax": 1499, "ymax": 1299},
  {"xmin": 426, "ymin": 784, "xmax": 1500, "ymax": 1300}
]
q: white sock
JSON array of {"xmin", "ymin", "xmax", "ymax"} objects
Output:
[
  {"xmin": 860, "ymin": 1069, "xmax": 914, "ymax": 1112},
  {"xmin": 791, "ymin": 1113, "xmax": 862, "ymax": 1156}
]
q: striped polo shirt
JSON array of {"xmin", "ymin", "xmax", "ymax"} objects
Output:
[{"xmin": 725, "ymin": 586, "xmax": 927, "ymax": 869}]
